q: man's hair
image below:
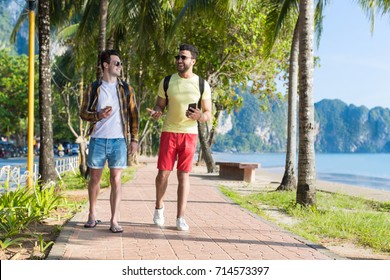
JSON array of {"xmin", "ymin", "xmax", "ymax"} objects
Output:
[
  {"xmin": 179, "ymin": 44, "xmax": 199, "ymax": 59},
  {"xmin": 100, "ymin": 49, "xmax": 120, "ymax": 70}
]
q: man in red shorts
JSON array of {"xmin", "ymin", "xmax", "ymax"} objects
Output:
[{"xmin": 147, "ymin": 44, "xmax": 212, "ymax": 231}]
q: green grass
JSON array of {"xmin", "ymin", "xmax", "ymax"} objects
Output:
[
  {"xmin": 220, "ymin": 186, "xmax": 390, "ymax": 253},
  {"xmin": 60, "ymin": 166, "xmax": 136, "ymax": 190}
]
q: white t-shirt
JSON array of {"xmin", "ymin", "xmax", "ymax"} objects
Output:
[{"xmin": 91, "ymin": 80, "xmax": 124, "ymax": 139}]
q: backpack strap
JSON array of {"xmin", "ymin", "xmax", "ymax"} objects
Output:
[
  {"xmin": 163, "ymin": 75, "xmax": 172, "ymax": 106},
  {"xmin": 91, "ymin": 80, "xmax": 99, "ymax": 102}
]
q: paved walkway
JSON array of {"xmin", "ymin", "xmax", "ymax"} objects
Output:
[{"xmin": 47, "ymin": 157, "xmax": 341, "ymax": 260}]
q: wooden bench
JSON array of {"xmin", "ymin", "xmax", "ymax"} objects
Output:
[{"xmin": 216, "ymin": 161, "xmax": 260, "ymax": 183}]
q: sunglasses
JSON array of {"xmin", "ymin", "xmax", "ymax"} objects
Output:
[
  {"xmin": 175, "ymin": 55, "xmax": 193, "ymax": 61},
  {"xmin": 112, "ymin": 61, "xmax": 123, "ymax": 66}
]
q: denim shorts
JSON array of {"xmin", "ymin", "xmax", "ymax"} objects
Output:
[{"xmin": 87, "ymin": 138, "xmax": 127, "ymax": 169}]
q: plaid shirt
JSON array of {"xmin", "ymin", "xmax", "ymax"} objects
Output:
[{"xmin": 80, "ymin": 79, "xmax": 139, "ymax": 143}]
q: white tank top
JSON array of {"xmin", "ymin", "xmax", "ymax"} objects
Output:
[{"xmin": 91, "ymin": 80, "xmax": 124, "ymax": 139}]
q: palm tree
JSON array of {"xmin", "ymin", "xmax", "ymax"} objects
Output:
[
  {"xmin": 38, "ymin": 0, "xmax": 87, "ymax": 183},
  {"xmin": 263, "ymin": 0, "xmax": 327, "ymax": 192},
  {"xmin": 12, "ymin": 0, "xmax": 85, "ymax": 184},
  {"xmin": 278, "ymin": 18, "xmax": 299, "ymax": 191},
  {"xmin": 97, "ymin": 0, "xmax": 109, "ymax": 80},
  {"xmin": 263, "ymin": 0, "xmax": 299, "ymax": 191},
  {"xmin": 37, "ymin": 0, "xmax": 56, "ymax": 184},
  {"xmin": 296, "ymin": 0, "xmax": 316, "ymax": 206}
]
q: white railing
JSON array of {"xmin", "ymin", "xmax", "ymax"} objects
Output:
[
  {"xmin": 0, "ymin": 165, "xmax": 27, "ymax": 187},
  {"xmin": 0, "ymin": 156, "xmax": 79, "ymax": 189},
  {"xmin": 54, "ymin": 156, "xmax": 79, "ymax": 180}
]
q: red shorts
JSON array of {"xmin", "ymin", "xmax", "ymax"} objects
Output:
[{"xmin": 157, "ymin": 132, "xmax": 198, "ymax": 172}]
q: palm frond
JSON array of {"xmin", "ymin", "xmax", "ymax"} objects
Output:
[
  {"xmin": 314, "ymin": 0, "xmax": 326, "ymax": 48},
  {"xmin": 263, "ymin": 0, "xmax": 298, "ymax": 57},
  {"xmin": 354, "ymin": 0, "xmax": 390, "ymax": 33},
  {"xmin": 167, "ymin": 0, "xmax": 247, "ymax": 42},
  {"xmin": 10, "ymin": 2, "xmax": 29, "ymax": 44},
  {"xmin": 56, "ymin": 24, "xmax": 79, "ymax": 42}
]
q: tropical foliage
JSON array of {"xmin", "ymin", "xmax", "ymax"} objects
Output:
[
  {"xmin": 0, "ymin": 166, "xmax": 135, "ymax": 259},
  {"xmin": 0, "ymin": 49, "xmax": 38, "ymax": 142},
  {"xmin": 0, "ymin": 182, "xmax": 65, "ymax": 242},
  {"xmin": 3, "ymin": 0, "xmax": 293, "ymax": 155}
]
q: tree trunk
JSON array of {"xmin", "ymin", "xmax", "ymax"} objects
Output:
[
  {"xmin": 78, "ymin": 78, "xmax": 88, "ymax": 177},
  {"xmin": 296, "ymin": 0, "xmax": 316, "ymax": 206},
  {"xmin": 107, "ymin": 32, "xmax": 115, "ymax": 50},
  {"xmin": 197, "ymin": 122, "xmax": 216, "ymax": 173},
  {"xmin": 77, "ymin": 139, "xmax": 87, "ymax": 176},
  {"xmin": 208, "ymin": 103, "xmax": 223, "ymax": 147},
  {"xmin": 38, "ymin": 0, "xmax": 56, "ymax": 184},
  {"xmin": 277, "ymin": 17, "xmax": 299, "ymax": 191},
  {"xmin": 96, "ymin": 0, "xmax": 109, "ymax": 80}
]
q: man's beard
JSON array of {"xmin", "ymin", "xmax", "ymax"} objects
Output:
[{"xmin": 177, "ymin": 63, "xmax": 190, "ymax": 73}]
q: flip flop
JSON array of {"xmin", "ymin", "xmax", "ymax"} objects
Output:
[
  {"xmin": 84, "ymin": 220, "xmax": 101, "ymax": 228},
  {"xmin": 109, "ymin": 225, "xmax": 123, "ymax": 233}
]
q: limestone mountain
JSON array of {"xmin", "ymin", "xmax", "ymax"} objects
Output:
[{"xmin": 214, "ymin": 93, "xmax": 390, "ymax": 153}]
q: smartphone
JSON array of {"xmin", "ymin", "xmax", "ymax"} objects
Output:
[{"xmin": 188, "ymin": 103, "xmax": 197, "ymax": 110}]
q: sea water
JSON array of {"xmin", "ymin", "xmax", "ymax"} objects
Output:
[{"xmin": 212, "ymin": 152, "xmax": 390, "ymax": 192}]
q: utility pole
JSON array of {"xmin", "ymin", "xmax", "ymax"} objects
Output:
[{"xmin": 27, "ymin": 0, "xmax": 36, "ymax": 187}]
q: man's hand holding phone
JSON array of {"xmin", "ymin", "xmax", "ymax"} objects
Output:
[
  {"xmin": 186, "ymin": 103, "xmax": 200, "ymax": 120},
  {"xmin": 98, "ymin": 105, "xmax": 112, "ymax": 120}
]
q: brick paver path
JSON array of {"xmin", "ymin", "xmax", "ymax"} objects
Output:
[{"xmin": 48, "ymin": 157, "xmax": 339, "ymax": 260}]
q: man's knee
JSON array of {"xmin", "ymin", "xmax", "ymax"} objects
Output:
[
  {"xmin": 89, "ymin": 175, "xmax": 101, "ymax": 186},
  {"xmin": 157, "ymin": 170, "xmax": 170, "ymax": 179},
  {"xmin": 110, "ymin": 169, "xmax": 122, "ymax": 180},
  {"xmin": 177, "ymin": 170, "xmax": 189, "ymax": 179}
]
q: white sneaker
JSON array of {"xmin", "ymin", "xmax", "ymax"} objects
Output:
[
  {"xmin": 176, "ymin": 217, "xmax": 189, "ymax": 231},
  {"xmin": 153, "ymin": 205, "xmax": 165, "ymax": 226}
]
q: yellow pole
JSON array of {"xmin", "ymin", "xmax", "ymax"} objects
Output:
[{"xmin": 27, "ymin": 1, "xmax": 36, "ymax": 188}]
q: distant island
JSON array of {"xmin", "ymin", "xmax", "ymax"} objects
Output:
[{"xmin": 214, "ymin": 92, "xmax": 390, "ymax": 153}]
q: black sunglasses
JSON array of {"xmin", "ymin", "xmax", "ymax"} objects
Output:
[
  {"xmin": 112, "ymin": 61, "xmax": 123, "ymax": 66},
  {"xmin": 175, "ymin": 55, "xmax": 193, "ymax": 61}
]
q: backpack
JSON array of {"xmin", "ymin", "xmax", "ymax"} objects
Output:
[{"xmin": 163, "ymin": 75, "xmax": 205, "ymax": 108}]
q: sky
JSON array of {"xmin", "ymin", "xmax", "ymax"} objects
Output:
[{"xmin": 313, "ymin": 0, "xmax": 390, "ymax": 109}]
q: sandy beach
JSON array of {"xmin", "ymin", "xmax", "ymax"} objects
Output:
[
  {"xmin": 257, "ymin": 168, "xmax": 390, "ymax": 202},
  {"xmin": 192, "ymin": 162, "xmax": 390, "ymax": 202}
]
